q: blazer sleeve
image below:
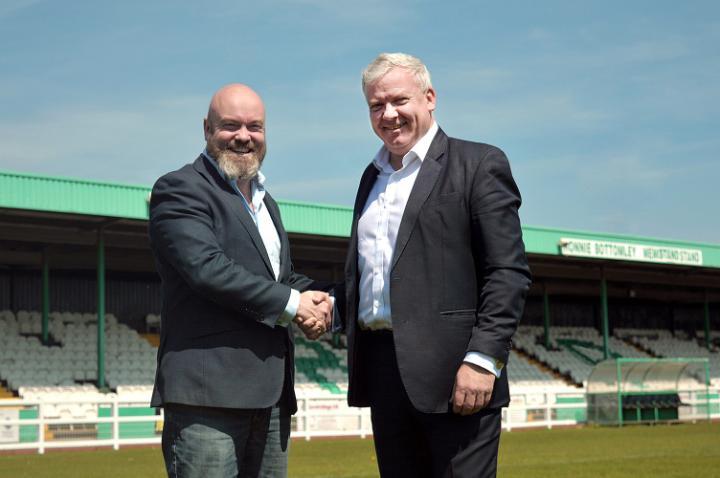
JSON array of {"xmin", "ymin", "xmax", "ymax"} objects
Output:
[
  {"xmin": 149, "ymin": 173, "xmax": 292, "ymax": 327},
  {"xmin": 467, "ymin": 146, "xmax": 532, "ymax": 364},
  {"xmin": 285, "ymin": 266, "xmax": 314, "ymax": 291}
]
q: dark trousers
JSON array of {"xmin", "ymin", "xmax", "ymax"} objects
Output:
[
  {"xmin": 361, "ymin": 330, "xmax": 501, "ymax": 478},
  {"xmin": 162, "ymin": 403, "xmax": 290, "ymax": 478}
]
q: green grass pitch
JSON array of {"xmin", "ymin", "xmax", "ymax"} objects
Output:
[{"xmin": 0, "ymin": 422, "xmax": 717, "ymax": 477}]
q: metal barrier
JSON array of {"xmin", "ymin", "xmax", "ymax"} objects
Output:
[
  {"xmin": 0, "ymin": 389, "xmax": 717, "ymax": 454},
  {"xmin": 294, "ymin": 396, "xmax": 372, "ymax": 440},
  {"xmin": 0, "ymin": 397, "xmax": 162, "ymax": 453}
]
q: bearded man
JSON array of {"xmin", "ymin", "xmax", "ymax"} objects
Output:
[{"xmin": 148, "ymin": 83, "xmax": 331, "ymax": 478}]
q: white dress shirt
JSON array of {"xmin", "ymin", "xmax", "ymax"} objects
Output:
[
  {"xmin": 203, "ymin": 151, "xmax": 299, "ymax": 326},
  {"xmin": 356, "ymin": 124, "xmax": 502, "ymax": 377}
]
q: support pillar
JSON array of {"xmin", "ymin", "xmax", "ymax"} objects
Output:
[
  {"xmin": 601, "ymin": 271, "xmax": 610, "ymax": 360},
  {"xmin": 543, "ymin": 284, "xmax": 551, "ymax": 348},
  {"xmin": 97, "ymin": 229, "xmax": 106, "ymax": 390},
  {"xmin": 41, "ymin": 250, "xmax": 50, "ymax": 344},
  {"xmin": 704, "ymin": 291, "xmax": 711, "ymax": 351}
]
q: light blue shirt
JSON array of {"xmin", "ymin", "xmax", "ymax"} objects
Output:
[{"xmin": 203, "ymin": 151, "xmax": 299, "ymax": 327}]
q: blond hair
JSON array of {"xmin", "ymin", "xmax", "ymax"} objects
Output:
[{"xmin": 361, "ymin": 52, "xmax": 432, "ymax": 96}]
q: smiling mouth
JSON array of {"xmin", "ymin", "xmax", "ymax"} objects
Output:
[{"xmin": 383, "ymin": 123, "xmax": 405, "ymax": 131}]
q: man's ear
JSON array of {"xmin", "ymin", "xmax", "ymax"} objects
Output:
[
  {"xmin": 426, "ymin": 87, "xmax": 437, "ymax": 113},
  {"xmin": 203, "ymin": 118, "xmax": 211, "ymax": 141}
]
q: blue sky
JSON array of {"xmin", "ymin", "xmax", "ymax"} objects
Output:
[{"xmin": 1, "ymin": 1, "xmax": 718, "ymax": 243}]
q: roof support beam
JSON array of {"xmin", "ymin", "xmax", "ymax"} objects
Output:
[
  {"xmin": 704, "ymin": 292, "xmax": 711, "ymax": 351},
  {"xmin": 0, "ymin": 221, "xmax": 150, "ymax": 249},
  {"xmin": 601, "ymin": 270, "xmax": 610, "ymax": 360},
  {"xmin": 97, "ymin": 229, "xmax": 106, "ymax": 391},
  {"xmin": 41, "ymin": 249, "xmax": 49, "ymax": 344},
  {"xmin": 543, "ymin": 284, "xmax": 551, "ymax": 349}
]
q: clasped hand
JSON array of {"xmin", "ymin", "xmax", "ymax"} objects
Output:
[{"xmin": 293, "ymin": 291, "xmax": 332, "ymax": 340}]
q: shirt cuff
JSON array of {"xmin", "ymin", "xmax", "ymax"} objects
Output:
[
  {"xmin": 464, "ymin": 352, "xmax": 503, "ymax": 378},
  {"xmin": 277, "ymin": 289, "xmax": 300, "ymax": 327}
]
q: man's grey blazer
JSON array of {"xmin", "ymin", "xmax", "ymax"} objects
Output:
[{"xmin": 148, "ymin": 155, "xmax": 315, "ymax": 414}]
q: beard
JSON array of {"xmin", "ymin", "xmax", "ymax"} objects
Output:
[{"xmin": 213, "ymin": 145, "xmax": 266, "ymax": 182}]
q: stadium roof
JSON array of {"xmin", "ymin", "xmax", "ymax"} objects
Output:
[{"xmin": 2, "ymin": 169, "xmax": 719, "ymax": 269}]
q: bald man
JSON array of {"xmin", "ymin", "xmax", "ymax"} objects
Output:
[{"xmin": 149, "ymin": 84, "xmax": 331, "ymax": 478}]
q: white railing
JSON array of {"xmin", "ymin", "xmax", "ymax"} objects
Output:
[
  {"xmin": 503, "ymin": 401, "xmax": 585, "ymax": 431},
  {"xmin": 294, "ymin": 396, "xmax": 372, "ymax": 440},
  {"xmin": 0, "ymin": 390, "xmax": 717, "ymax": 454},
  {"xmin": 0, "ymin": 396, "xmax": 162, "ymax": 454}
]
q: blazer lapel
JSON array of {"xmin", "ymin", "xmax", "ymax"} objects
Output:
[
  {"xmin": 353, "ymin": 163, "xmax": 381, "ymax": 223},
  {"xmin": 350, "ymin": 163, "xmax": 381, "ymax": 259},
  {"xmin": 265, "ymin": 193, "xmax": 287, "ymax": 280},
  {"xmin": 345, "ymin": 163, "xmax": 380, "ymax": 282},
  {"xmin": 391, "ymin": 130, "xmax": 447, "ymax": 271},
  {"xmin": 193, "ymin": 157, "xmax": 275, "ymax": 278}
]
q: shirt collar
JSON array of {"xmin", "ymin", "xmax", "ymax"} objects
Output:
[{"xmin": 372, "ymin": 121, "xmax": 439, "ymax": 171}]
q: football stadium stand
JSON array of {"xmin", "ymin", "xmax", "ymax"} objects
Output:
[
  {"xmin": 3, "ymin": 309, "xmax": 719, "ymax": 396},
  {"xmin": 2, "ymin": 309, "xmax": 584, "ymax": 397},
  {"xmin": 0, "ymin": 310, "xmax": 156, "ymax": 392},
  {"xmin": 0, "ymin": 170, "xmax": 718, "ymax": 452}
]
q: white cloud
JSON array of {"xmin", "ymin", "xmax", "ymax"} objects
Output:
[
  {"xmin": 0, "ymin": 0, "xmax": 43, "ymax": 19},
  {"xmin": 279, "ymin": 0, "xmax": 417, "ymax": 23},
  {"xmin": 439, "ymin": 92, "xmax": 611, "ymax": 141},
  {"xmin": 0, "ymin": 87, "xmax": 374, "ymax": 199},
  {"xmin": 269, "ymin": 174, "xmax": 361, "ymax": 205},
  {"xmin": 576, "ymin": 153, "xmax": 677, "ymax": 190},
  {"xmin": 434, "ymin": 65, "xmax": 513, "ymax": 91},
  {"xmin": 527, "ymin": 27, "xmax": 553, "ymax": 42},
  {"xmin": 615, "ymin": 39, "xmax": 690, "ymax": 63},
  {"xmin": 0, "ymin": 95, "xmax": 207, "ymax": 185},
  {"xmin": 263, "ymin": 74, "xmax": 370, "ymax": 145},
  {"xmin": 538, "ymin": 34, "xmax": 692, "ymax": 70}
]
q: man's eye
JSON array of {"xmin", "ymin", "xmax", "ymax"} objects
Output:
[
  {"xmin": 394, "ymin": 98, "xmax": 409, "ymax": 106},
  {"xmin": 248, "ymin": 124, "xmax": 264, "ymax": 132},
  {"xmin": 370, "ymin": 104, "xmax": 383, "ymax": 112}
]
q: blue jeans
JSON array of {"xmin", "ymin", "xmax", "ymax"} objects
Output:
[{"xmin": 162, "ymin": 404, "xmax": 290, "ymax": 478}]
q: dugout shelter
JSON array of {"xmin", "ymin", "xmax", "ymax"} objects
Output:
[{"xmin": 586, "ymin": 357, "xmax": 711, "ymax": 426}]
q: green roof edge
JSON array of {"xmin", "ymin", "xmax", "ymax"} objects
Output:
[
  {"xmin": 0, "ymin": 168, "xmax": 152, "ymax": 191},
  {"xmin": 1, "ymin": 169, "xmax": 719, "ymax": 267},
  {"xmin": 521, "ymin": 224, "xmax": 720, "ymax": 250}
]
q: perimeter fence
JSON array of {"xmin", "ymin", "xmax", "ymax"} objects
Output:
[{"xmin": 1, "ymin": 388, "xmax": 717, "ymax": 454}]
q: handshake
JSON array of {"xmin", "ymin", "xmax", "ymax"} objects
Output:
[{"xmin": 292, "ymin": 291, "xmax": 333, "ymax": 340}]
